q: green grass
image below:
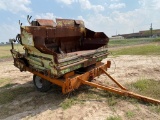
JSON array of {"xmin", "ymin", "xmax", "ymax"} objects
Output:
[
  {"xmin": 127, "ymin": 79, "xmax": 160, "ymax": 114},
  {"xmin": 0, "ymin": 83, "xmax": 16, "ymax": 89},
  {"xmin": 0, "ymin": 78, "xmax": 11, "ymax": 87},
  {"xmin": 111, "ymin": 44, "xmax": 160, "ymax": 55},
  {"xmin": 149, "ymin": 105, "xmax": 160, "ymax": 114},
  {"xmin": 109, "ymin": 37, "xmax": 160, "ymax": 47},
  {"xmin": 107, "ymin": 96, "xmax": 118, "ymax": 106},
  {"xmin": 109, "ymin": 37, "xmax": 160, "ymax": 55},
  {"xmin": 125, "ymin": 110, "xmax": 135, "ymax": 118},
  {"xmin": 129, "ymin": 79, "xmax": 160, "ymax": 100},
  {"xmin": 0, "ymin": 44, "xmax": 24, "ymax": 58},
  {"xmin": 107, "ymin": 116, "xmax": 122, "ymax": 120},
  {"xmin": 60, "ymin": 97, "xmax": 79, "ymax": 110},
  {"xmin": 0, "ymin": 86, "xmax": 34, "ymax": 104},
  {"xmin": 0, "ymin": 78, "xmax": 16, "ymax": 89}
]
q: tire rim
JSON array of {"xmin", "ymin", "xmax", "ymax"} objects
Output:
[{"xmin": 35, "ymin": 76, "xmax": 43, "ymax": 88}]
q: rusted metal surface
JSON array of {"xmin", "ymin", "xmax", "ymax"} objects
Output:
[
  {"xmin": 82, "ymin": 28, "xmax": 108, "ymax": 50},
  {"xmin": 36, "ymin": 19, "xmax": 56, "ymax": 27},
  {"xmin": 17, "ymin": 18, "xmax": 109, "ymax": 77},
  {"xmin": 100, "ymin": 68, "xmax": 127, "ymax": 90},
  {"xmin": 21, "ymin": 18, "xmax": 109, "ymax": 55},
  {"xmin": 56, "ymin": 19, "xmax": 84, "ymax": 27}
]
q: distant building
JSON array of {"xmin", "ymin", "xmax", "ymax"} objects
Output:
[
  {"xmin": 112, "ymin": 29, "xmax": 160, "ymax": 39},
  {"xmin": 6, "ymin": 42, "xmax": 10, "ymax": 45},
  {"xmin": 0, "ymin": 42, "xmax": 5, "ymax": 46},
  {"xmin": 109, "ymin": 36, "xmax": 124, "ymax": 40}
]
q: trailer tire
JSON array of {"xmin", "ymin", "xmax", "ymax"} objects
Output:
[{"xmin": 33, "ymin": 75, "xmax": 52, "ymax": 92}]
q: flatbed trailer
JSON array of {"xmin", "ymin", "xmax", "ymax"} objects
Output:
[{"xmin": 10, "ymin": 49, "xmax": 160, "ymax": 105}]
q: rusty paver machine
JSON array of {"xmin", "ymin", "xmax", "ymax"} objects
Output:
[{"xmin": 10, "ymin": 16, "xmax": 160, "ymax": 104}]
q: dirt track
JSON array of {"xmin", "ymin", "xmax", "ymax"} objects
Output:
[{"xmin": 0, "ymin": 55, "xmax": 160, "ymax": 120}]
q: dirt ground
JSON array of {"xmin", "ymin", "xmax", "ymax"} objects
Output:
[{"xmin": 0, "ymin": 55, "xmax": 160, "ymax": 120}]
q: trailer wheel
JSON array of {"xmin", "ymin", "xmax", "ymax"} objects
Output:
[{"xmin": 33, "ymin": 75, "xmax": 52, "ymax": 92}]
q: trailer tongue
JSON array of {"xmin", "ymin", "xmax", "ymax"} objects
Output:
[{"xmin": 10, "ymin": 16, "xmax": 160, "ymax": 105}]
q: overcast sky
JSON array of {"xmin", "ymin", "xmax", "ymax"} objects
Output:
[{"xmin": 0, "ymin": 0, "xmax": 160, "ymax": 42}]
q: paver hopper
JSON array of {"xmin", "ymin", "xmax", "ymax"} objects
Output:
[{"xmin": 10, "ymin": 16, "xmax": 160, "ymax": 105}]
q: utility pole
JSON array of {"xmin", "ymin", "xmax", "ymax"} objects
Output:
[{"xmin": 150, "ymin": 23, "xmax": 153, "ymax": 37}]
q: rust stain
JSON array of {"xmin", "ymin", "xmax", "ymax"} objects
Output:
[
  {"xmin": 36, "ymin": 19, "xmax": 56, "ymax": 27},
  {"xmin": 21, "ymin": 18, "xmax": 109, "ymax": 63}
]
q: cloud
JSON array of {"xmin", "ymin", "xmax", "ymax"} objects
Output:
[
  {"xmin": 0, "ymin": 0, "xmax": 31, "ymax": 13},
  {"xmin": 139, "ymin": 0, "xmax": 160, "ymax": 10},
  {"xmin": 77, "ymin": 0, "xmax": 160, "ymax": 37},
  {"xmin": 110, "ymin": 0, "xmax": 120, "ymax": 2},
  {"xmin": 109, "ymin": 3, "xmax": 126, "ymax": 9},
  {"xmin": 0, "ymin": 23, "xmax": 19, "ymax": 42},
  {"xmin": 35, "ymin": 13, "xmax": 62, "ymax": 22},
  {"xmin": 79, "ymin": 0, "xmax": 104, "ymax": 12},
  {"xmin": 56, "ymin": 0, "xmax": 104, "ymax": 12},
  {"xmin": 56, "ymin": 0, "xmax": 76, "ymax": 5},
  {"xmin": 152, "ymin": 0, "xmax": 160, "ymax": 9},
  {"xmin": 35, "ymin": 13, "xmax": 56, "ymax": 19}
]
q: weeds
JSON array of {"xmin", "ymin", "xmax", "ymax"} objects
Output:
[
  {"xmin": 125, "ymin": 110, "xmax": 135, "ymax": 118},
  {"xmin": 0, "ymin": 86, "xmax": 34, "ymax": 104},
  {"xmin": 109, "ymin": 37, "xmax": 160, "ymax": 48},
  {"xmin": 1, "ymin": 83, "xmax": 15, "ymax": 88},
  {"xmin": 107, "ymin": 96, "xmax": 118, "ymax": 106},
  {"xmin": 60, "ymin": 97, "xmax": 78, "ymax": 109},
  {"xmin": 107, "ymin": 116, "xmax": 122, "ymax": 120},
  {"xmin": 149, "ymin": 105, "xmax": 160, "ymax": 114},
  {"xmin": 0, "ymin": 78, "xmax": 11, "ymax": 87},
  {"xmin": 111, "ymin": 44, "xmax": 160, "ymax": 55},
  {"xmin": 129, "ymin": 79, "xmax": 160, "ymax": 100}
]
